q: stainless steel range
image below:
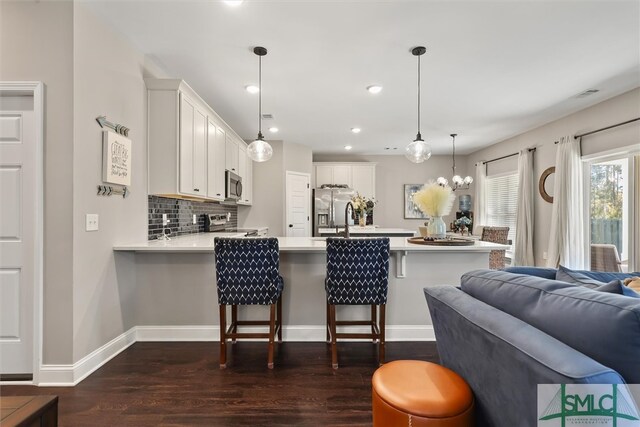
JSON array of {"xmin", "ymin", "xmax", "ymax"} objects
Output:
[{"xmin": 203, "ymin": 213, "xmax": 258, "ymax": 236}]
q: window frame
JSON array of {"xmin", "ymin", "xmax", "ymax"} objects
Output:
[
  {"xmin": 484, "ymin": 170, "xmax": 519, "ymax": 252},
  {"xmin": 582, "ymin": 146, "xmax": 639, "ymax": 272}
]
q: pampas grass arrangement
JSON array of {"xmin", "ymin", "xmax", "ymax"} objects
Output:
[{"xmin": 412, "ymin": 181, "xmax": 455, "ymax": 217}]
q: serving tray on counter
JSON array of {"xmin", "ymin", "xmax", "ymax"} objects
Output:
[{"xmin": 407, "ymin": 237, "xmax": 475, "ymax": 246}]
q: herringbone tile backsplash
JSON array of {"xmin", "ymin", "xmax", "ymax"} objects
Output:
[{"xmin": 148, "ymin": 196, "xmax": 238, "ymax": 240}]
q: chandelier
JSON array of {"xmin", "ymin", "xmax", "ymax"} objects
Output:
[{"xmin": 436, "ymin": 133, "xmax": 473, "ymax": 190}]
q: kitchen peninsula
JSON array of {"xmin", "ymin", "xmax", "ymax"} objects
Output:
[{"xmin": 114, "ymin": 235, "xmax": 506, "ymax": 341}]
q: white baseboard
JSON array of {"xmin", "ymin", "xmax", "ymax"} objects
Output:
[
  {"xmin": 36, "ymin": 324, "xmax": 434, "ymax": 386},
  {"xmin": 38, "ymin": 327, "xmax": 137, "ymax": 386},
  {"xmin": 136, "ymin": 325, "xmax": 218, "ymax": 341},
  {"xmin": 136, "ymin": 324, "xmax": 435, "ymax": 342}
]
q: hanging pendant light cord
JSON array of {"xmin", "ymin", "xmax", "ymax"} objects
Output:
[
  {"xmin": 417, "ymin": 54, "xmax": 421, "ymax": 135},
  {"xmin": 452, "ymin": 135, "xmax": 456, "ymax": 175},
  {"xmin": 258, "ymin": 55, "xmax": 262, "ymax": 137}
]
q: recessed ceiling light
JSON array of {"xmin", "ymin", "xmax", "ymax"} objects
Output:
[
  {"xmin": 367, "ymin": 85, "xmax": 383, "ymax": 94},
  {"xmin": 245, "ymin": 85, "xmax": 259, "ymax": 94},
  {"xmin": 351, "ymin": 127, "xmax": 361, "ymax": 134},
  {"xmin": 269, "ymin": 127, "xmax": 279, "ymax": 133},
  {"xmin": 224, "ymin": 0, "xmax": 243, "ymax": 6},
  {"xmin": 344, "ymin": 145, "xmax": 353, "ymax": 150}
]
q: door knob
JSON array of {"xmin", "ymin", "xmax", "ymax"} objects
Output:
[{"xmin": 289, "ymin": 224, "xmax": 293, "ymax": 228}]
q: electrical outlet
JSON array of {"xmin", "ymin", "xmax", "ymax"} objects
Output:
[
  {"xmin": 162, "ymin": 214, "xmax": 170, "ymax": 227},
  {"xmin": 193, "ymin": 214, "xmax": 197, "ymax": 225},
  {"xmin": 86, "ymin": 214, "xmax": 99, "ymax": 231},
  {"xmin": 543, "ymin": 251, "xmax": 548, "ymax": 260}
]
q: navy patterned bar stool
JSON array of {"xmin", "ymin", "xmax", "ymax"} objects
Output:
[
  {"xmin": 325, "ymin": 237, "xmax": 390, "ymax": 369},
  {"xmin": 214, "ymin": 237, "xmax": 284, "ymax": 369}
]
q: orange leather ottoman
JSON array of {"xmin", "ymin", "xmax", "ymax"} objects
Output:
[{"xmin": 372, "ymin": 360, "xmax": 474, "ymax": 427}]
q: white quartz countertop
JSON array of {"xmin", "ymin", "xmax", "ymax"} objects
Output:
[
  {"xmin": 318, "ymin": 227, "xmax": 416, "ymax": 235},
  {"xmin": 113, "ymin": 234, "xmax": 508, "ymax": 253}
]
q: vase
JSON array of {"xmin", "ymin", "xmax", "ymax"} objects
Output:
[
  {"xmin": 359, "ymin": 211, "xmax": 367, "ymax": 227},
  {"xmin": 427, "ymin": 216, "xmax": 446, "ymax": 238}
]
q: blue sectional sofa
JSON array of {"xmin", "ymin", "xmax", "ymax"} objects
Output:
[{"xmin": 424, "ymin": 268, "xmax": 640, "ymax": 427}]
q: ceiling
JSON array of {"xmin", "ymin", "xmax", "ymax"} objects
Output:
[{"xmin": 84, "ymin": 0, "xmax": 640, "ymax": 155}]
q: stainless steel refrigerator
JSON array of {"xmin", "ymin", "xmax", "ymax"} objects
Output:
[{"xmin": 313, "ymin": 185, "xmax": 357, "ymax": 236}]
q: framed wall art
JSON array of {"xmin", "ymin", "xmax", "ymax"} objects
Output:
[
  {"xmin": 404, "ymin": 184, "xmax": 428, "ymax": 219},
  {"xmin": 102, "ymin": 130, "xmax": 132, "ymax": 186}
]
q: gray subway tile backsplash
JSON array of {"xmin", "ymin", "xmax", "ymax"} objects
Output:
[{"xmin": 148, "ymin": 196, "xmax": 238, "ymax": 240}]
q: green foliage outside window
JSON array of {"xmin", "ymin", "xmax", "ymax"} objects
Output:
[{"xmin": 590, "ymin": 164, "xmax": 623, "ymax": 220}]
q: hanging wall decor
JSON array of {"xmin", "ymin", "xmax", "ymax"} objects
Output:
[{"xmin": 102, "ymin": 130, "xmax": 132, "ymax": 186}]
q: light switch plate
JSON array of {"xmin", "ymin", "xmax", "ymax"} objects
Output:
[
  {"xmin": 193, "ymin": 214, "xmax": 197, "ymax": 225},
  {"xmin": 86, "ymin": 214, "xmax": 99, "ymax": 231}
]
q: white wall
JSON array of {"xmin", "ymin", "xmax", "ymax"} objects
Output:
[
  {"xmin": 0, "ymin": 0, "xmax": 75, "ymax": 365},
  {"xmin": 71, "ymin": 4, "xmax": 169, "ymax": 361},
  {"xmin": 312, "ymin": 154, "xmax": 472, "ymax": 231},
  {"xmin": 239, "ymin": 140, "xmax": 313, "ymax": 235},
  {"xmin": 466, "ymin": 87, "xmax": 640, "ymax": 266}
]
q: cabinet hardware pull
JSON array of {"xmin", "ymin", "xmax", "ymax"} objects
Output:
[{"xmin": 194, "ymin": 188, "xmax": 199, "ymax": 192}]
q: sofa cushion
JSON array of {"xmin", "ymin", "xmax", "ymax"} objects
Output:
[
  {"xmin": 597, "ymin": 280, "xmax": 640, "ymax": 298},
  {"xmin": 503, "ymin": 266, "xmax": 557, "ymax": 280},
  {"xmin": 556, "ymin": 265, "xmax": 606, "ymax": 288},
  {"xmin": 461, "ymin": 269, "xmax": 640, "ymax": 383}
]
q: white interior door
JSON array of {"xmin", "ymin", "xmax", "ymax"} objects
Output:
[
  {"xmin": 0, "ymin": 87, "xmax": 40, "ymax": 376},
  {"xmin": 286, "ymin": 171, "xmax": 311, "ymax": 237}
]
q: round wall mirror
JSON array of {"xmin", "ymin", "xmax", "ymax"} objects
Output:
[{"xmin": 539, "ymin": 166, "xmax": 555, "ymax": 203}]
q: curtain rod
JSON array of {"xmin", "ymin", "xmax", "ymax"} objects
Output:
[
  {"xmin": 554, "ymin": 117, "xmax": 640, "ymax": 144},
  {"xmin": 481, "ymin": 147, "xmax": 536, "ymax": 165}
]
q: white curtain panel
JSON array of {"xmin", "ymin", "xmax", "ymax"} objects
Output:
[
  {"xmin": 473, "ymin": 161, "xmax": 487, "ymax": 235},
  {"xmin": 546, "ymin": 136, "xmax": 585, "ymax": 269},
  {"xmin": 514, "ymin": 149, "xmax": 535, "ymax": 266}
]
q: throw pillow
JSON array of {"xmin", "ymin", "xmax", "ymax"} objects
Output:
[
  {"xmin": 578, "ymin": 269, "xmax": 640, "ymax": 283},
  {"xmin": 597, "ymin": 280, "xmax": 640, "ymax": 298},
  {"xmin": 556, "ymin": 265, "xmax": 604, "ymax": 289}
]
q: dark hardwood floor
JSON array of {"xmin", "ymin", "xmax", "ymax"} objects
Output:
[{"xmin": 1, "ymin": 341, "xmax": 439, "ymax": 426}]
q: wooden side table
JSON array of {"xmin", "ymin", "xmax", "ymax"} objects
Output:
[{"xmin": 1, "ymin": 396, "xmax": 58, "ymax": 427}]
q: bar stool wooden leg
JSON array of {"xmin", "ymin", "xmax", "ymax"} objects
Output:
[
  {"xmin": 326, "ymin": 301, "xmax": 331, "ymax": 343},
  {"xmin": 329, "ymin": 304, "xmax": 338, "ymax": 369},
  {"xmin": 268, "ymin": 304, "xmax": 276, "ymax": 369},
  {"xmin": 219, "ymin": 304, "xmax": 227, "ymax": 369},
  {"xmin": 378, "ymin": 304, "xmax": 386, "ymax": 366},
  {"xmin": 371, "ymin": 305, "xmax": 377, "ymax": 343},
  {"xmin": 277, "ymin": 295, "xmax": 283, "ymax": 343},
  {"xmin": 231, "ymin": 305, "xmax": 238, "ymax": 343}
]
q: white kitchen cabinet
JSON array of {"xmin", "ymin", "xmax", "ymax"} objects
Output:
[
  {"xmin": 206, "ymin": 119, "xmax": 226, "ymax": 201},
  {"xmin": 178, "ymin": 94, "xmax": 207, "ymax": 196},
  {"xmin": 225, "ymin": 136, "xmax": 239, "ymax": 174},
  {"xmin": 332, "ymin": 165, "xmax": 352, "ymax": 186},
  {"xmin": 315, "ymin": 165, "xmax": 334, "ymax": 187},
  {"xmin": 351, "ymin": 164, "xmax": 376, "ymax": 199},
  {"xmin": 237, "ymin": 144, "xmax": 253, "ymax": 205},
  {"xmin": 146, "ymin": 78, "xmax": 246, "ymax": 202},
  {"xmin": 313, "ymin": 162, "xmax": 376, "ymax": 198}
]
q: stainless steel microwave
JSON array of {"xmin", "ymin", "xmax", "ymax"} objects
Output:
[{"xmin": 225, "ymin": 170, "xmax": 242, "ymax": 200}]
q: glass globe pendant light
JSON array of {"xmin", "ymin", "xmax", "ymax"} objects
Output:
[
  {"xmin": 247, "ymin": 46, "xmax": 273, "ymax": 162},
  {"xmin": 405, "ymin": 46, "xmax": 431, "ymax": 163}
]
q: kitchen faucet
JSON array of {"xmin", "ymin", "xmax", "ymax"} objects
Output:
[{"xmin": 335, "ymin": 201, "xmax": 354, "ymax": 238}]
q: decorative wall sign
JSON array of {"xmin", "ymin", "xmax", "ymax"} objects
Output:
[
  {"xmin": 539, "ymin": 166, "xmax": 555, "ymax": 203},
  {"xmin": 404, "ymin": 184, "xmax": 428, "ymax": 219},
  {"xmin": 102, "ymin": 130, "xmax": 131, "ymax": 186}
]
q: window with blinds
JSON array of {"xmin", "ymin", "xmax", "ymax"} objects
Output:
[{"xmin": 486, "ymin": 173, "xmax": 519, "ymax": 245}]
